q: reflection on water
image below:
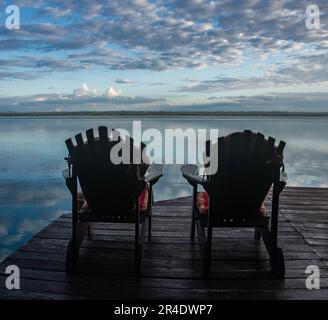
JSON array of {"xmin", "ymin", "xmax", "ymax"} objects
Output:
[{"xmin": 0, "ymin": 116, "xmax": 328, "ymax": 262}]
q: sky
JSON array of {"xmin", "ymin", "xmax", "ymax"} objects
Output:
[{"xmin": 0, "ymin": 0, "xmax": 327, "ymax": 112}]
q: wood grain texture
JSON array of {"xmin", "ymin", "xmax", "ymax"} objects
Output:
[{"xmin": 1, "ymin": 186, "xmax": 328, "ymax": 300}]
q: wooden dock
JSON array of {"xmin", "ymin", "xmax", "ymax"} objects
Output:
[{"xmin": 1, "ymin": 186, "xmax": 328, "ymax": 300}]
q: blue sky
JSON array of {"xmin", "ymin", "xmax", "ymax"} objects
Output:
[{"xmin": 0, "ymin": 0, "xmax": 327, "ymax": 112}]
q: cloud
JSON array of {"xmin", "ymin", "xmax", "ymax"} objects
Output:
[
  {"xmin": 0, "ymin": 83, "xmax": 166, "ymax": 112},
  {"xmin": 0, "ymin": 0, "xmax": 327, "ymax": 79},
  {"xmin": 73, "ymin": 83, "xmax": 99, "ymax": 98},
  {"xmin": 72, "ymin": 83, "xmax": 121, "ymax": 99},
  {"xmin": 0, "ymin": 71, "xmax": 38, "ymax": 81},
  {"xmin": 115, "ymin": 78, "xmax": 137, "ymax": 84},
  {"xmin": 0, "ymin": 0, "xmax": 327, "ymax": 113},
  {"xmin": 178, "ymin": 51, "xmax": 328, "ymax": 93},
  {"xmin": 38, "ymin": 6, "xmax": 71, "ymax": 18},
  {"xmin": 148, "ymin": 82, "xmax": 167, "ymax": 86},
  {"xmin": 0, "ymin": 225, "xmax": 8, "ymax": 237},
  {"xmin": 104, "ymin": 87, "xmax": 122, "ymax": 97},
  {"xmin": 174, "ymin": 92, "xmax": 328, "ymax": 112},
  {"xmin": 17, "ymin": 218, "xmax": 45, "ymax": 234},
  {"xmin": 0, "ymin": 89, "xmax": 327, "ymax": 113}
]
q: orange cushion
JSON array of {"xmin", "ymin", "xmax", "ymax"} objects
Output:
[
  {"xmin": 81, "ymin": 188, "xmax": 149, "ymax": 213},
  {"xmin": 196, "ymin": 192, "xmax": 267, "ymax": 216}
]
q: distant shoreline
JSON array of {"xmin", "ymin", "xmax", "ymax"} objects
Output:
[{"xmin": 1, "ymin": 111, "xmax": 328, "ymax": 118}]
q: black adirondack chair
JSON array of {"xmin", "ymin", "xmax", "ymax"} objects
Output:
[
  {"xmin": 63, "ymin": 126, "xmax": 163, "ymax": 274},
  {"xmin": 181, "ymin": 130, "xmax": 287, "ymax": 277}
]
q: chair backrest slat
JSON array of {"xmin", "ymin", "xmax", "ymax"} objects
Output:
[
  {"xmin": 229, "ymin": 133, "xmax": 240, "ymax": 164},
  {"xmin": 65, "ymin": 138, "xmax": 75, "ymax": 154},
  {"xmin": 277, "ymin": 141, "xmax": 286, "ymax": 157},
  {"xmin": 217, "ymin": 137, "xmax": 225, "ymax": 163},
  {"xmin": 252, "ymin": 132, "xmax": 265, "ymax": 163},
  {"xmin": 241, "ymin": 130, "xmax": 252, "ymax": 163},
  {"xmin": 205, "ymin": 140, "xmax": 211, "ymax": 158},
  {"xmin": 99, "ymin": 126, "xmax": 108, "ymax": 142},
  {"xmin": 86, "ymin": 128, "xmax": 95, "ymax": 144},
  {"xmin": 75, "ymin": 133, "xmax": 84, "ymax": 148}
]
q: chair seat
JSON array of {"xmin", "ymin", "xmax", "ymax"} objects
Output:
[
  {"xmin": 80, "ymin": 187, "xmax": 149, "ymax": 213},
  {"xmin": 196, "ymin": 191, "xmax": 267, "ymax": 216}
]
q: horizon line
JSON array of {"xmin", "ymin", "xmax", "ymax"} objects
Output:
[{"xmin": 1, "ymin": 111, "xmax": 328, "ymax": 118}]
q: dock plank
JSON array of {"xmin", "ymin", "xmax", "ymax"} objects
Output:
[{"xmin": 1, "ymin": 186, "xmax": 328, "ymax": 300}]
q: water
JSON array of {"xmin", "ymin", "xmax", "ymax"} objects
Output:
[{"xmin": 0, "ymin": 116, "xmax": 328, "ymax": 262}]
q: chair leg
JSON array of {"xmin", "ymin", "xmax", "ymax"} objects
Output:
[
  {"xmin": 140, "ymin": 220, "xmax": 147, "ymax": 268},
  {"xmin": 202, "ymin": 245, "xmax": 208, "ymax": 278},
  {"xmin": 148, "ymin": 215, "xmax": 152, "ymax": 239},
  {"xmin": 135, "ymin": 243, "xmax": 142, "ymax": 275},
  {"xmin": 66, "ymin": 222, "xmax": 87, "ymax": 272},
  {"xmin": 135, "ymin": 220, "xmax": 140, "ymax": 275},
  {"xmin": 206, "ymin": 225, "xmax": 213, "ymax": 276},
  {"xmin": 135, "ymin": 219, "xmax": 147, "ymax": 275},
  {"xmin": 88, "ymin": 223, "xmax": 94, "ymax": 240},
  {"xmin": 191, "ymin": 184, "xmax": 198, "ymax": 242},
  {"xmin": 147, "ymin": 187, "xmax": 153, "ymax": 239},
  {"xmin": 259, "ymin": 227, "xmax": 285, "ymax": 278},
  {"xmin": 196, "ymin": 218, "xmax": 207, "ymax": 277},
  {"xmin": 254, "ymin": 227, "xmax": 261, "ymax": 240},
  {"xmin": 270, "ymin": 247, "xmax": 285, "ymax": 278},
  {"xmin": 190, "ymin": 210, "xmax": 196, "ymax": 241},
  {"xmin": 202, "ymin": 243, "xmax": 212, "ymax": 278},
  {"xmin": 66, "ymin": 238, "xmax": 77, "ymax": 272}
]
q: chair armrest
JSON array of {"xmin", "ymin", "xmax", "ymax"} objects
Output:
[
  {"xmin": 62, "ymin": 168, "xmax": 71, "ymax": 180},
  {"xmin": 277, "ymin": 171, "xmax": 288, "ymax": 194},
  {"xmin": 265, "ymin": 158, "xmax": 284, "ymax": 168},
  {"xmin": 280, "ymin": 171, "xmax": 288, "ymax": 183},
  {"xmin": 62, "ymin": 168, "xmax": 74, "ymax": 195},
  {"xmin": 144, "ymin": 164, "xmax": 164, "ymax": 185},
  {"xmin": 181, "ymin": 164, "xmax": 204, "ymax": 186}
]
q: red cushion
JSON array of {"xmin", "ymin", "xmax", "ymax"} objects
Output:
[
  {"xmin": 196, "ymin": 192, "xmax": 267, "ymax": 216},
  {"xmin": 197, "ymin": 191, "xmax": 209, "ymax": 215},
  {"xmin": 139, "ymin": 188, "xmax": 149, "ymax": 212},
  {"xmin": 81, "ymin": 187, "xmax": 149, "ymax": 213}
]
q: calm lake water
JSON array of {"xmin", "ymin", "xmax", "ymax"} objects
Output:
[{"xmin": 1, "ymin": 116, "xmax": 328, "ymax": 262}]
